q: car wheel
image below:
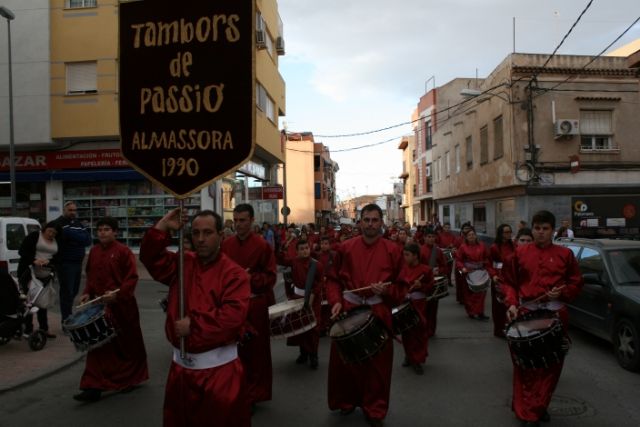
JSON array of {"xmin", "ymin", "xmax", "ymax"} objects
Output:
[
  {"xmin": 0, "ymin": 336, "xmax": 10, "ymax": 345},
  {"xmin": 28, "ymin": 330, "xmax": 47, "ymax": 351},
  {"xmin": 614, "ymin": 319, "xmax": 640, "ymax": 372}
]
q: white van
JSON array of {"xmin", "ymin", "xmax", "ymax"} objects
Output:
[{"xmin": 0, "ymin": 217, "xmax": 41, "ymax": 277}]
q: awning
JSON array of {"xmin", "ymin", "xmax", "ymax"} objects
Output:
[{"xmin": 0, "ymin": 168, "xmax": 145, "ymax": 182}]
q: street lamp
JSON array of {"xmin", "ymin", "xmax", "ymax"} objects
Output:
[{"xmin": 0, "ymin": 6, "xmax": 15, "ymax": 216}]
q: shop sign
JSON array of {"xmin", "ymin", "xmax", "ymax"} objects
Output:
[
  {"xmin": 246, "ymin": 185, "xmax": 283, "ymax": 200},
  {"xmin": 0, "ymin": 149, "xmax": 128, "ymax": 171},
  {"xmin": 572, "ymin": 196, "xmax": 639, "ymax": 238},
  {"xmin": 119, "ymin": 0, "xmax": 255, "ymax": 197}
]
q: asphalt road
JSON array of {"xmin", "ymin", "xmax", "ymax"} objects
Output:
[{"xmin": 1, "ymin": 275, "xmax": 639, "ymax": 427}]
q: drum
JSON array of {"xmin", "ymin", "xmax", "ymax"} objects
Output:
[
  {"xmin": 268, "ymin": 299, "xmax": 316, "ymax": 339},
  {"xmin": 428, "ymin": 276, "xmax": 449, "ymax": 300},
  {"xmin": 391, "ymin": 302, "xmax": 420, "ymax": 335},
  {"xmin": 505, "ymin": 310, "xmax": 567, "ymax": 369},
  {"xmin": 329, "ymin": 307, "xmax": 388, "ymax": 364},
  {"xmin": 466, "ymin": 269, "xmax": 490, "ymax": 293},
  {"xmin": 62, "ymin": 304, "xmax": 115, "ymax": 352}
]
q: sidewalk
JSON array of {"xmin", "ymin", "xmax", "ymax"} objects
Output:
[{"xmin": 0, "ymin": 258, "xmax": 153, "ymax": 394}]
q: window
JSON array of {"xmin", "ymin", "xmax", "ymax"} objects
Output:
[
  {"xmin": 314, "ymin": 155, "xmax": 320, "ymax": 171},
  {"xmin": 580, "ymin": 110, "xmax": 614, "ymax": 151},
  {"xmin": 579, "ymin": 247, "xmax": 606, "ymax": 281},
  {"xmin": 425, "ymin": 120, "xmax": 432, "ymax": 150},
  {"xmin": 445, "ymin": 151, "xmax": 450, "ymax": 177},
  {"xmin": 412, "ymin": 149, "xmax": 416, "ymax": 161},
  {"xmin": 314, "ymin": 182, "xmax": 321, "ymax": 199},
  {"xmin": 6, "ymin": 224, "xmax": 26, "ymax": 250},
  {"xmin": 455, "ymin": 144, "xmax": 461, "ymax": 173},
  {"xmin": 465, "ymin": 136, "xmax": 473, "ymax": 169},
  {"xmin": 256, "ymin": 83, "xmax": 276, "ymax": 123},
  {"xmin": 480, "ymin": 125, "xmax": 488, "ymax": 164},
  {"xmin": 493, "ymin": 115, "xmax": 504, "ymax": 159},
  {"xmin": 67, "ymin": 0, "xmax": 96, "ymax": 8},
  {"xmin": 66, "ymin": 61, "xmax": 97, "ymax": 94}
]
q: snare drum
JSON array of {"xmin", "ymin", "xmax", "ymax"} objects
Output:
[
  {"xmin": 391, "ymin": 302, "xmax": 420, "ymax": 335},
  {"xmin": 428, "ymin": 276, "xmax": 449, "ymax": 300},
  {"xmin": 466, "ymin": 269, "xmax": 491, "ymax": 293},
  {"xmin": 268, "ymin": 299, "xmax": 317, "ymax": 339},
  {"xmin": 505, "ymin": 310, "xmax": 566, "ymax": 369},
  {"xmin": 329, "ymin": 307, "xmax": 388, "ymax": 364},
  {"xmin": 62, "ymin": 304, "xmax": 115, "ymax": 352}
]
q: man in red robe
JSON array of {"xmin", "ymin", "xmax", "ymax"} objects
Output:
[
  {"xmin": 221, "ymin": 203, "xmax": 277, "ymax": 407},
  {"xmin": 73, "ymin": 217, "xmax": 148, "ymax": 402},
  {"xmin": 436, "ymin": 222, "xmax": 457, "ymax": 248},
  {"xmin": 502, "ymin": 210, "xmax": 583, "ymax": 427},
  {"xmin": 419, "ymin": 228, "xmax": 448, "ymax": 337},
  {"xmin": 281, "ymin": 240, "xmax": 324, "ymax": 368},
  {"xmin": 141, "ymin": 209, "xmax": 251, "ymax": 427},
  {"xmin": 326, "ymin": 204, "xmax": 405, "ymax": 427}
]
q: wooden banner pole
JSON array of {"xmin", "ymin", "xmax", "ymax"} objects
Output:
[{"xmin": 179, "ymin": 198, "xmax": 186, "ymax": 359}]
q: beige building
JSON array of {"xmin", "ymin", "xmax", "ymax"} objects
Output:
[
  {"xmin": 284, "ymin": 132, "xmax": 339, "ymax": 226},
  {"xmin": 0, "ymin": 0, "xmax": 287, "ymax": 239},
  {"xmin": 430, "ymin": 52, "xmax": 640, "ymax": 238},
  {"xmin": 397, "ymin": 134, "xmax": 415, "ymax": 223}
]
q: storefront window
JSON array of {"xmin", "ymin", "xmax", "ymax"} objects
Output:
[{"xmin": 0, "ymin": 182, "xmax": 46, "ymax": 221}]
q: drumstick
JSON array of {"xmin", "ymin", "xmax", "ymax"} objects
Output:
[
  {"xmin": 75, "ymin": 289, "xmax": 120, "ymax": 310},
  {"xmin": 343, "ymin": 282, "xmax": 392, "ymax": 294},
  {"xmin": 516, "ymin": 285, "xmax": 566, "ymax": 312}
]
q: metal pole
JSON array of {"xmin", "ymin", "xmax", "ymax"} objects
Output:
[
  {"xmin": 6, "ymin": 19, "xmax": 16, "ymax": 216},
  {"xmin": 178, "ymin": 198, "xmax": 186, "ymax": 358}
]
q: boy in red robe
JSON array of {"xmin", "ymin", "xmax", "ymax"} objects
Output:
[
  {"xmin": 419, "ymin": 228, "xmax": 448, "ymax": 337},
  {"xmin": 141, "ymin": 209, "xmax": 251, "ymax": 427},
  {"xmin": 74, "ymin": 217, "xmax": 148, "ymax": 402},
  {"xmin": 502, "ymin": 210, "xmax": 583, "ymax": 426},
  {"xmin": 398, "ymin": 242, "xmax": 434, "ymax": 374}
]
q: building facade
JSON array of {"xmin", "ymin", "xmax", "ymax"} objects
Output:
[{"xmin": 0, "ymin": 0, "xmax": 287, "ymax": 243}]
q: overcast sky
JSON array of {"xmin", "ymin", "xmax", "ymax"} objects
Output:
[{"xmin": 277, "ymin": 0, "xmax": 640, "ymax": 200}]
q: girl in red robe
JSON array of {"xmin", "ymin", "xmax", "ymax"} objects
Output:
[
  {"xmin": 489, "ymin": 224, "xmax": 515, "ymax": 337},
  {"xmin": 455, "ymin": 227, "xmax": 494, "ymax": 320}
]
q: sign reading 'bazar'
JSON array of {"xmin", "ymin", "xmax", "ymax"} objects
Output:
[{"xmin": 119, "ymin": 0, "xmax": 255, "ymax": 197}]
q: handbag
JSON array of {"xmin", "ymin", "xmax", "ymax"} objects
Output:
[{"xmin": 27, "ymin": 270, "xmax": 57, "ymax": 309}]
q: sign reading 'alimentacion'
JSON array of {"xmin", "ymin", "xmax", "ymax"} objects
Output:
[{"xmin": 119, "ymin": 0, "xmax": 255, "ymax": 197}]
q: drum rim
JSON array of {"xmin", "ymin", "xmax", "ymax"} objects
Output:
[
  {"xmin": 268, "ymin": 299, "xmax": 306, "ymax": 317},
  {"xmin": 63, "ymin": 304, "xmax": 106, "ymax": 329}
]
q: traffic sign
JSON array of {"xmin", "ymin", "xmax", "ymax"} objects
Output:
[
  {"xmin": 281, "ymin": 206, "xmax": 291, "ymax": 216},
  {"xmin": 119, "ymin": 0, "xmax": 255, "ymax": 197}
]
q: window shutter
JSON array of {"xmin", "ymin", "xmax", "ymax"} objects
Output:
[
  {"xmin": 67, "ymin": 62, "xmax": 97, "ymax": 94},
  {"xmin": 580, "ymin": 111, "xmax": 612, "ymax": 134}
]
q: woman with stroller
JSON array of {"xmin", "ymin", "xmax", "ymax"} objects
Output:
[{"xmin": 18, "ymin": 222, "xmax": 59, "ymax": 339}]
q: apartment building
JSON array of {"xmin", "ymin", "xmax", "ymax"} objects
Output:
[
  {"xmin": 284, "ymin": 132, "xmax": 339, "ymax": 226},
  {"xmin": 397, "ymin": 134, "xmax": 415, "ymax": 223},
  {"xmin": 0, "ymin": 0, "xmax": 287, "ymax": 244},
  {"xmin": 430, "ymin": 52, "xmax": 640, "ymax": 238}
]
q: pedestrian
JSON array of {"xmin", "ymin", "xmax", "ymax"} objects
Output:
[
  {"xmin": 419, "ymin": 228, "xmax": 448, "ymax": 337},
  {"xmin": 489, "ymin": 224, "xmax": 515, "ymax": 337},
  {"xmin": 326, "ymin": 203, "xmax": 405, "ymax": 427},
  {"xmin": 281, "ymin": 239, "xmax": 323, "ymax": 369},
  {"xmin": 399, "ymin": 242, "xmax": 434, "ymax": 374},
  {"xmin": 554, "ymin": 218, "xmax": 574, "ymax": 240},
  {"xmin": 221, "ymin": 203, "xmax": 277, "ymax": 408},
  {"xmin": 262, "ymin": 222, "xmax": 275, "ymax": 249},
  {"xmin": 502, "ymin": 210, "xmax": 583, "ymax": 426},
  {"xmin": 51, "ymin": 201, "xmax": 92, "ymax": 323},
  {"xmin": 455, "ymin": 227, "xmax": 494, "ymax": 320},
  {"xmin": 74, "ymin": 217, "xmax": 148, "ymax": 402},
  {"xmin": 140, "ymin": 209, "xmax": 251, "ymax": 427},
  {"xmin": 17, "ymin": 222, "xmax": 58, "ymax": 338}
]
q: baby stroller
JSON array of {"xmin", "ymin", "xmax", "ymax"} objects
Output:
[{"xmin": 0, "ymin": 270, "xmax": 48, "ymax": 351}]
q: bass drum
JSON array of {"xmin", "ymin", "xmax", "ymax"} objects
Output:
[
  {"xmin": 329, "ymin": 307, "xmax": 388, "ymax": 364},
  {"xmin": 505, "ymin": 310, "xmax": 568, "ymax": 369}
]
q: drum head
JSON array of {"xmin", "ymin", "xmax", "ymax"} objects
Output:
[
  {"xmin": 467, "ymin": 269, "xmax": 489, "ymax": 285},
  {"xmin": 329, "ymin": 308, "xmax": 372, "ymax": 338},
  {"xmin": 506, "ymin": 318, "xmax": 557, "ymax": 338},
  {"xmin": 268, "ymin": 299, "xmax": 304, "ymax": 318},
  {"xmin": 64, "ymin": 304, "xmax": 105, "ymax": 328}
]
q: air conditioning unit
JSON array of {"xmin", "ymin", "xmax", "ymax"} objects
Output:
[
  {"xmin": 554, "ymin": 119, "xmax": 579, "ymax": 138},
  {"xmin": 256, "ymin": 30, "xmax": 266, "ymax": 49},
  {"xmin": 276, "ymin": 36, "xmax": 285, "ymax": 55}
]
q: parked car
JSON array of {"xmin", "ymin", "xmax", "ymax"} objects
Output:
[
  {"xmin": 0, "ymin": 217, "xmax": 41, "ymax": 277},
  {"xmin": 556, "ymin": 237, "xmax": 640, "ymax": 372}
]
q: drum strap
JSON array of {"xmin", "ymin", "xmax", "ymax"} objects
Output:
[{"xmin": 303, "ymin": 259, "xmax": 317, "ymax": 308}]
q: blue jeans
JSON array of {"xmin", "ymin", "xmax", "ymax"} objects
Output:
[{"xmin": 58, "ymin": 262, "xmax": 83, "ymax": 322}]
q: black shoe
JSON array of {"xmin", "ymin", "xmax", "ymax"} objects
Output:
[
  {"xmin": 42, "ymin": 331, "xmax": 56, "ymax": 339},
  {"xmin": 540, "ymin": 411, "xmax": 550, "ymax": 422},
  {"xmin": 402, "ymin": 358, "xmax": 410, "ymax": 367},
  {"xmin": 339, "ymin": 406, "xmax": 355, "ymax": 415},
  {"xmin": 479, "ymin": 314, "xmax": 490, "ymax": 320},
  {"xmin": 366, "ymin": 417, "xmax": 384, "ymax": 427},
  {"xmin": 309, "ymin": 354, "xmax": 318, "ymax": 370},
  {"xmin": 520, "ymin": 422, "xmax": 540, "ymax": 427},
  {"xmin": 295, "ymin": 352, "xmax": 308, "ymax": 364},
  {"xmin": 412, "ymin": 364, "xmax": 424, "ymax": 375},
  {"xmin": 73, "ymin": 389, "xmax": 102, "ymax": 402}
]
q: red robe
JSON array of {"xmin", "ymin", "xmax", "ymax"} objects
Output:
[
  {"xmin": 141, "ymin": 228, "xmax": 251, "ymax": 427},
  {"xmin": 315, "ymin": 249, "xmax": 336, "ymax": 333},
  {"xmin": 325, "ymin": 236, "xmax": 405, "ymax": 421},
  {"xmin": 419, "ymin": 243, "xmax": 448, "ymax": 337},
  {"xmin": 397, "ymin": 263, "xmax": 434, "ymax": 364},
  {"xmin": 221, "ymin": 232, "xmax": 277, "ymax": 404},
  {"xmin": 80, "ymin": 241, "xmax": 148, "ymax": 392},
  {"xmin": 501, "ymin": 243, "xmax": 583, "ymax": 423},
  {"xmin": 489, "ymin": 241, "xmax": 515, "ymax": 337},
  {"xmin": 455, "ymin": 242, "xmax": 494, "ymax": 317},
  {"xmin": 436, "ymin": 231, "xmax": 457, "ymax": 248},
  {"xmin": 283, "ymin": 257, "xmax": 323, "ymax": 354}
]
